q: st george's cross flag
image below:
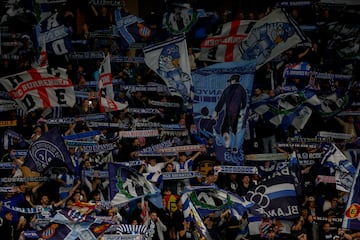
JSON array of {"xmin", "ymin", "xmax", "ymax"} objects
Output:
[
  {"xmin": 0, "ymin": 67, "xmax": 75, "ymax": 113},
  {"xmin": 199, "ymin": 19, "xmax": 257, "ymax": 62},
  {"xmin": 98, "ymin": 54, "xmax": 128, "ymax": 112}
]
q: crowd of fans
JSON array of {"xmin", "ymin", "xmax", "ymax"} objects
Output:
[{"xmin": 0, "ymin": 0, "xmax": 359, "ymax": 240}]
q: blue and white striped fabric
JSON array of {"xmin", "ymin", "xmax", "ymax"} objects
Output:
[
  {"xmin": 115, "ymin": 224, "xmax": 148, "ymax": 234},
  {"xmin": 253, "ymin": 85, "xmax": 349, "ymax": 130},
  {"xmin": 321, "ymin": 143, "xmax": 355, "ymax": 192},
  {"xmin": 252, "ymin": 92, "xmax": 313, "ymax": 130},
  {"xmin": 145, "ymin": 172, "xmax": 163, "ymax": 187},
  {"xmin": 113, "ymin": 9, "xmax": 152, "ymax": 50}
]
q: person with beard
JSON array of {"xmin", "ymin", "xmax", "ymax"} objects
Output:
[{"xmin": 144, "ymin": 209, "xmax": 167, "ymax": 240}]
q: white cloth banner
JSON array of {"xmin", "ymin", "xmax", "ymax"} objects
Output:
[
  {"xmin": 235, "ymin": 8, "xmax": 308, "ymax": 69},
  {"xmin": 143, "ymin": 35, "xmax": 193, "ymax": 107},
  {"xmin": 98, "ymin": 54, "xmax": 128, "ymax": 112},
  {"xmin": 0, "ymin": 67, "xmax": 75, "ymax": 112}
]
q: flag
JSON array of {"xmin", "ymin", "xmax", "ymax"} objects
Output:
[
  {"xmin": 98, "ymin": 54, "xmax": 128, "ymax": 112},
  {"xmin": 252, "ymin": 86, "xmax": 349, "ymax": 130},
  {"xmin": 342, "ymin": 162, "xmax": 360, "ymax": 230},
  {"xmin": 325, "ymin": 21, "xmax": 360, "ymax": 61},
  {"xmin": 24, "ymin": 127, "xmax": 75, "ymax": 174},
  {"xmin": 253, "ymin": 93, "xmax": 313, "ymax": 131},
  {"xmin": 108, "ymin": 163, "xmax": 160, "ymax": 207},
  {"xmin": 162, "ymin": 2, "xmax": 203, "ymax": 35},
  {"xmin": 321, "ymin": 143, "xmax": 355, "ymax": 192},
  {"xmin": 37, "ymin": 37, "xmax": 48, "ymax": 68},
  {"xmin": 143, "ymin": 34, "xmax": 193, "ymax": 108},
  {"xmin": 144, "ymin": 172, "xmax": 163, "ymax": 187},
  {"xmin": 288, "ymin": 151, "xmax": 305, "ymax": 198},
  {"xmin": 245, "ymin": 165, "xmax": 300, "ymax": 220},
  {"xmin": 0, "ymin": 67, "xmax": 75, "ymax": 113},
  {"xmin": 248, "ymin": 215, "xmax": 293, "ymax": 237},
  {"xmin": 199, "ymin": 19, "xmax": 257, "ymax": 62},
  {"xmin": 113, "ymin": 9, "xmax": 152, "ymax": 51},
  {"xmin": 181, "ymin": 186, "xmax": 252, "ymax": 240},
  {"xmin": 235, "ymin": 8, "xmax": 308, "ymax": 69},
  {"xmin": 192, "ymin": 60, "xmax": 256, "ymax": 165},
  {"xmin": 38, "ymin": 12, "xmax": 73, "ymax": 55},
  {"xmin": 320, "ymin": 0, "xmax": 360, "ymax": 5},
  {"xmin": 38, "ymin": 208, "xmax": 111, "ymax": 240}
]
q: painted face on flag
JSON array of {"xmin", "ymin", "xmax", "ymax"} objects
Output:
[
  {"xmin": 271, "ymin": 23, "xmax": 295, "ymax": 43},
  {"xmin": 159, "ymin": 45, "xmax": 181, "ymax": 71}
]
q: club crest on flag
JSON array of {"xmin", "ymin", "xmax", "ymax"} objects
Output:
[
  {"xmin": 40, "ymin": 223, "xmax": 60, "ymax": 239},
  {"xmin": 24, "ymin": 127, "xmax": 75, "ymax": 174},
  {"xmin": 163, "ymin": 2, "xmax": 199, "ymax": 35}
]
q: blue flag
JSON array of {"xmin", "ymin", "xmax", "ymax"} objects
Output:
[
  {"xmin": 38, "ymin": 12, "xmax": 73, "ymax": 55},
  {"xmin": 24, "ymin": 127, "xmax": 75, "ymax": 174},
  {"xmin": 245, "ymin": 165, "xmax": 300, "ymax": 220},
  {"xmin": 37, "ymin": 208, "xmax": 111, "ymax": 240},
  {"xmin": 192, "ymin": 60, "xmax": 256, "ymax": 165},
  {"xmin": 343, "ymin": 162, "xmax": 360, "ymax": 230},
  {"xmin": 113, "ymin": 9, "xmax": 152, "ymax": 51}
]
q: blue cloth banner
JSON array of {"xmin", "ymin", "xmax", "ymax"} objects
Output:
[
  {"xmin": 24, "ymin": 127, "xmax": 75, "ymax": 174},
  {"xmin": 192, "ymin": 60, "xmax": 256, "ymax": 165}
]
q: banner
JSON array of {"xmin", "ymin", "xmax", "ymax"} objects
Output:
[
  {"xmin": 162, "ymin": 2, "xmax": 202, "ymax": 35},
  {"xmin": 117, "ymin": 130, "xmax": 159, "ymax": 138},
  {"xmin": 98, "ymin": 54, "xmax": 128, "ymax": 112},
  {"xmin": 342, "ymin": 161, "xmax": 360, "ymax": 230},
  {"xmin": 213, "ymin": 165, "xmax": 258, "ymax": 174},
  {"xmin": 162, "ymin": 171, "xmax": 202, "ymax": 179},
  {"xmin": 192, "ymin": 60, "xmax": 256, "ymax": 165},
  {"xmin": 318, "ymin": 131, "xmax": 354, "ymax": 140},
  {"xmin": 181, "ymin": 186, "xmax": 252, "ymax": 239},
  {"xmin": 245, "ymin": 165, "xmax": 300, "ymax": 219},
  {"xmin": 321, "ymin": 143, "xmax": 356, "ymax": 192},
  {"xmin": 0, "ymin": 120, "xmax": 17, "ymax": 127},
  {"xmin": 246, "ymin": 153, "xmax": 288, "ymax": 161},
  {"xmin": 63, "ymin": 130, "xmax": 101, "ymax": 141},
  {"xmin": 144, "ymin": 35, "xmax": 193, "ymax": 108},
  {"xmin": 157, "ymin": 144, "xmax": 206, "ymax": 153},
  {"xmin": 108, "ymin": 163, "xmax": 160, "ymax": 207},
  {"xmin": 138, "ymin": 140, "xmax": 173, "ymax": 154},
  {"xmin": 24, "ymin": 127, "xmax": 75, "ymax": 174},
  {"xmin": 199, "ymin": 19, "xmax": 256, "ymax": 62},
  {"xmin": 113, "ymin": 10, "xmax": 152, "ymax": 50},
  {"xmin": 82, "ymin": 142, "xmax": 118, "ymax": 153},
  {"xmin": 320, "ymin": 0, "xmax": 360, "ymax": 5},
  {"xmin": 0, "ymin": 67, "xmax": 75, "ymax": 113},
  {"xmin": 38, "ymin": 12, "xmax": 73, "ymax": 55},
  {"xmin": 37, "ymin": 208, "xmax": 112, "ymax": 240},
  {"xmin": 235, "ymin": 8, "xmax": 308, "ymax": 69}
]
